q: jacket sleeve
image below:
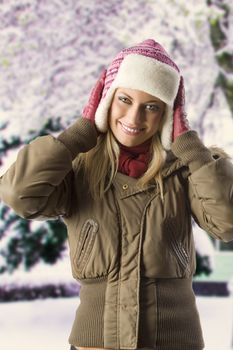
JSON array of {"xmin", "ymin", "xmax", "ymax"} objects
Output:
[
  {"xmin": 171, "ymin": 130, "xmax": 233, "ymax": 242},
  {"xmin": 0, "ymin": 118, "xmax": 97, "ymax": 220}
]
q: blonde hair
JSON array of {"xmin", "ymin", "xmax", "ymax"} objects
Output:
[{"xmin": 75, "ymin": 130, "xmax": 165, "ymax": 200}]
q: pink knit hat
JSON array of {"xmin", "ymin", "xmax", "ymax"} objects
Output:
[{"xmin": 95, "ymin": 39, "xmax": 181, "ymax": 150}]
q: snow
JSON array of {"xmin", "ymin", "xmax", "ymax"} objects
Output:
[
  {"xmin": 0, "ymin": 0, "xmax": 232, "ymax": 146},
  {"xmin": 0, "ymin": 296, "xmax": 232, "ymax": 350},
  {"xmin": 197, "ymin": 297, "xmax": 233, "ymax": 350},
  {"xmin": 0, "ymin": 1, "xmax": 233, "ymax": 348},
  {"xmin": 0, "ymin": 297, "xmax": 76, "ymax": 350},
  {"xmin": 0, "ymin": 249, "xmax": 74, "ymax": 288}
]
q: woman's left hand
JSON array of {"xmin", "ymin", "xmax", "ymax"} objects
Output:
[{"xmin": 172, "ymin": 76, "xmax": 190, "ymax": 140}]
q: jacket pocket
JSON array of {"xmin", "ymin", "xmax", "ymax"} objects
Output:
[
  {"xmin": 165, "ymin": 219, "xmax": 191, "ymax": 276},
  {"xmin": 74, "ymin": 219, "xmax": 99, "ymax": 274}
]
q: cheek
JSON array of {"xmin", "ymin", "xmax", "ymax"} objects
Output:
[
  {"xmin": 148, "ymin": 114, "xmax": 162, "ymax": 130},
  {"xmin": 108, "ymin": 102, "xmax": 126, "ymax": 127},
  {"xmin": 108, "ymin": 108, "xmax": 117, "ymax": 131}
]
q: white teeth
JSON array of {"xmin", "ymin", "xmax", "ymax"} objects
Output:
[{"xmin": 121, "ymin": 123, "xmax": 142, "ymax": 134}]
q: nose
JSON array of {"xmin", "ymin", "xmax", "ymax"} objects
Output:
[{"xmin": 125, "ymin": 105, "xmax": 144, "ymax": 125}]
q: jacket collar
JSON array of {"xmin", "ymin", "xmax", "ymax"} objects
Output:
[
  {"xmin": 112, "ymin": 172, "xmax": 157, "ymax": 199},
  {"xmin": 112, "ymin": 151, "xmax": 188, "ymax": 199}
]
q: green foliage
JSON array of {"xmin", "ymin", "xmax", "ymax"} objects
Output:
[
  {"xmin": 216, "ymin": 51, "xmax": 233, "ymax": 72},
  {"xmin": 24, "ymin": 117, "xmax": 64, "ymax": 144},
  {"xmin": 207, "ymin": 0, "xmax": 233, "ymax": 116},
  {"xmin": 217, "ymin": 73, "xmax": 233, "ymax": 113},
  {"xmin": 209, "ymin": 17, "xmax": 226, "ymax": 50},
  {"xmin": 195, "ymin": 253, "xmax": 213, "ymax": 277},
  {"xmin": 0, "ymin": 218, "xmax": 67, "ymax": 274},
  {"xmin": 0, "ymin": 117, "xmax": 68, "ymax": 274},
  {"xmin": 0, "ymin": 123, "xmax": 21, "ymax": 160}
]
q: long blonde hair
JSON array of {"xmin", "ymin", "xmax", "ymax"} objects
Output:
[{"xmin": 75, "ymin": 130, "xmax": 165, "ymax": 200}]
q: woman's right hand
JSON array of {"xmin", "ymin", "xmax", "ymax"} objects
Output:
[
  {"xmin": 57, "ymin": 70, "xmax": 107, "ymax": 158},
  {"xmin": 82, "ymin": 69, "xmax": 107, "ymax": 129}
]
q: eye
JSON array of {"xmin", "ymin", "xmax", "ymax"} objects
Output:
[
  {"xmin": 145, "ymin": 104, "xmax": 160, "ymax": 112},
  {"xmin": 118, "ymin": 96, "xmax": 131, "ymax": 104}
]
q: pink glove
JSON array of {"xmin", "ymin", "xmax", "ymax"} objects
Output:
[
  {"xmin": 82, "ymin": 69, "xmax": 107, "ymax": 126},
  {"xmin": 172, "ymin": 76, "xmax": 190, "ymax": 141}
]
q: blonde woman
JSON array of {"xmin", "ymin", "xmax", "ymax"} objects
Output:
[{"xmin": 1, "ymin": 39, "xmax": 233, "ymax": 350}]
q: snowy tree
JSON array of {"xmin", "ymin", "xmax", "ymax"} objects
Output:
[
  {"xmin": 0, "ymin": 0, "xmax": 233, "ymax": 280},
  {"xmin": 207, "ymin": 0, "xmax": 233, "ymax": 115},
  {"xmin": 0, "ymin": 118, "xmax": 68, "ymax": 274}
]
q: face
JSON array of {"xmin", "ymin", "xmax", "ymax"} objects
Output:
[{"xmin": 109, "ymin": 88, "xmax": 166, "ymax": 147}]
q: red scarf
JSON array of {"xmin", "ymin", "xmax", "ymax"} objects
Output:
[{"xmin": 118, "ymin": 139, "xmax": 152, "ymax": 178}]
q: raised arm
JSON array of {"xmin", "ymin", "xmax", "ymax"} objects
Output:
[
  {"xmin": 171, "ymin": 76, "xmax": 233, "ymax": 242},
  {"xmin": 0, "ymin": 69, "xmax": 106, "ymax": 220},
  {"xmin": 172, "ymin": 130, "xmax": 233, "ymax": 242},
  {"xmin": 0, "ymin": 119, "xmax": 97, "ymax": 220}
]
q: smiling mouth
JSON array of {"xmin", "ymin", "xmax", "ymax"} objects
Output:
[{"xmin": 120, "ymin": 122, "xmax": 145, "ymax": 135}]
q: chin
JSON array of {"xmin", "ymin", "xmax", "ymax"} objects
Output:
[{"xmin": 119, "ymin": 138, "xmax": 145, "ymax": 147}]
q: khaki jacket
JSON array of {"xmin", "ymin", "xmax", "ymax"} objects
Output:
[{"xmin": 0, "ymin": 118, "xmax": 233, "ymax": 350}]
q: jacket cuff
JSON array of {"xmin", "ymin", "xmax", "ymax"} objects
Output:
[
  {"xmin": 57, "ymin": 118, "xmax": 98, "ymax": 159},
  {"xmin": 171, "ymin": 130, "xmax": 214, "ymax": 172}
]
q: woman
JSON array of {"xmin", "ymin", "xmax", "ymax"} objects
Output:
[{"xmin": 0, "ymin": 39, "xmax": 233, "ymax": 350}]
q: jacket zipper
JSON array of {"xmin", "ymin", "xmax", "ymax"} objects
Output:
[
  {"xmin": 166, "ymin": 219, "xmax": 190, "ymax": 274},
  {"xmin": 170, "ymin": 238, "xmax": 190, "ymax": 272},
  {"xmin": 75, "ymin": 219, "xmax": 98, "ymax": 273}
]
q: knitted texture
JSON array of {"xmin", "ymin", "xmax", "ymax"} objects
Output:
[
  {"xmin": 172, "ymin": 76, "xmax": 190, "ymax": 140},
  {"xmin": 171, "ymin": 130, "xmax": 213, "ymax": 172},
  {"xmin": 82, "ymin": 69, "xmax": 107, "ymax": 124},
  {"xmin": 69, "ymin": 280, "xmax": 107, "ymax": 347},
  {"xmin": 57, "ymin": 118, "xmax": 98, "ymax": 159},
  {"xmin": 118, "ymin": 139, "xmax": 152, "ymax": 178},
  {"xmin": 102, "ymin": 39, "xmax": 180, "ymax": 100},
  {"xmin": 69, "ymin": 277, "xmax": 204, "ymax": 349},
  {"xmin": 94, "ymin": 39, "xmax": 182, "ymax": 150}
]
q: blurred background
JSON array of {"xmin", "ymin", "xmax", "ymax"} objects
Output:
[{"xmin": 0, "ymin": 0, "xmax": 233, "ymax": 349}]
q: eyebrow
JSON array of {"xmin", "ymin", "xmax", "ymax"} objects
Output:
[{"xmin": 117, "ymin": 91, "xmax": 162, "ymax": 104}]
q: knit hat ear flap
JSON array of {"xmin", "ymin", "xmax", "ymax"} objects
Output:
[
  {"xmin": 159, "ymin": 105, "xmax": 175, "ymax": 150},
  {"xmin": 94, "ymin": 39, "xmax": 181, "ymax": 150}
]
